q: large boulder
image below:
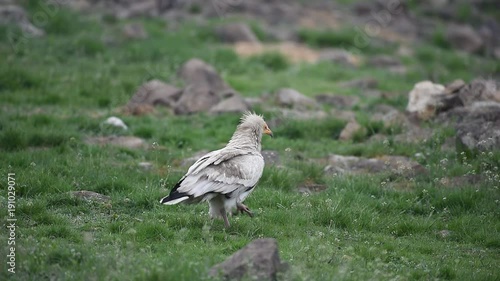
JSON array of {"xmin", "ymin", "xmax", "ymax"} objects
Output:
[
  {"xmin": 174, "ymin": 58, "xmax": 246, "ymax": 114},
  {"xmin": 209, "ymin": 238, "xmax": 287, "ymax": 281},
  {"xmin": 127, "ymin": 79, "xmax": 181, "ymax": 114},
  {"xmin": 439, "ymin": 103, "xmax": 500, "ymax": 152},
  {"xmin": 456, "ymin": 79, "xmax": 500, "ymax": 105},
  {"xmin": 174, "ymin": 84, "xmax": 221, "ymax": 115},
  {"xmin": 177, "ymin": 58, "xmax": 229, "ymax": 94}
]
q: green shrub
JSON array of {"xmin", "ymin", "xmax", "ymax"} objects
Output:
[
  {"xmin": 0, "ymin": 67, "xmax": 40, "ymax": 91},
  {"xmin": 0, "ymin": 129, "xmax": 27, "ymax": 151},
  {"xmin": 77, "ymin": 36, "xmax": 105, "ymax": 56},
  {"xmin": 134, "ymin": 126, "xmax": 155, "ymax": 139},
  {"xmin": 275, "ymin": 118, "xmax": 346, "ymax": 140},
  {"xmin": 248, "ymin": 52, "xmax": 289, "ymax": 71}
]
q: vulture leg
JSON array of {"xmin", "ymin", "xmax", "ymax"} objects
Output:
[
  {"xmin": 220, "ymin": 208, "xmax": 230, "ymax": 228},
  {"xmin": 237, "ymin": 202, "xmax": 254, "ymax": 218}
]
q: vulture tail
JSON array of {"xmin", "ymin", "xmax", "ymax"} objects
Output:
[{"xmin": 159, "ymin": 178, "xmax": 190, "ymax": 205}]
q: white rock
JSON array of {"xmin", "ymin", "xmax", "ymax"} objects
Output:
[
  {"xmin": 104, "ymin": 116, "xmax": 128, "ymax": 130},
  {"xmin": 406, "ymin": 81, "xmax": 445, "ymax": 120}
]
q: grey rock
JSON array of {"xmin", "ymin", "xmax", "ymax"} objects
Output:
[
  {"xmin": 177, "ymin": 58, "xmax": 229, "ymax": 94},
  {"xmin": 174, "ymin": 84, "xmax": 221, "ymax": 114},
  {"xmin": 210, "ymin": 91, "xmax": 250, "ymax": 114},
  {"xmin": 444, "ymin": 79, "xmax": 466, "ymax": 95},
  {"xmin": 446, "ymin": 24, "xmax": 483, "ymax": 53},
  {"xmin": 453, "ymin": 104, "xmax": 500, "ymax": 151},
  {"xmin": 122, "ymin": 22, "xmax": 148, "ymax": 39},
  {"xmin": 276, "ymin": 108, "xmax": 328, "ymax": 120},
  {"xmin": 339, "ymin": 119, "xmax": 366, "ymax": 141},
  {"xmin": 457, "ymin": 79, "xmax": 500, "ymax": 105},
  {"xmin": 393, "ymin": 125, "xmax": 434, "ymax": 143},
  {"xmin": 329, "ymin": 109, "xmax": 356, "ymax": 122},
  {"xmin": 315, "ymin": 94, "xmax": 360, "ymax": 108},
  {"xmin": 324, "ymin": 154, "xmax": 426, "ymax": 177},
  {"xmin": 116, "ymin": 1, "xmax": 158, "ymax": 19},
  {"xmin": 127, "ymin": 79, "xmax": 181, "ymax": 113},
  {"xmin": 371, "ymin": 105, "xmax": 410, "ymax": 129},
  {"xmin": 214, "ymin": 23, "xmax": 259, "ymax": 43},
  {"xmin": 432, "ymin": 79, "xmax": 500, "ymax": 116},
  {"xmin": 209, "ymin": 238, "xmax": 287, "ymax": 281},
  {"xmin": 318, "ymin": 48, "xmax": 359, "ymax": 67},
  {"xmin": 275, "ymin": 88, "xmax": 317, "ymax": 109}
]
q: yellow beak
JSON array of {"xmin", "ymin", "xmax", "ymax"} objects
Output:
[{"xmin": 264, "ymin": 128, "xmax": 274, "ymax": 138}]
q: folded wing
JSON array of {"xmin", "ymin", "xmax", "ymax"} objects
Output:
[{"xmin": 160, "ymin": 148, "xmax": 264, "ymax": 204}]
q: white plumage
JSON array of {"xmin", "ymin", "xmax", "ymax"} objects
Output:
[{"xmin": 160, "ymin": 112, "xmax": 273, "ymax": 227}]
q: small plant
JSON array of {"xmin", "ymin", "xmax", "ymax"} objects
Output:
[
  {"xmin": 248, "ymin": 52, "xmax": 289, "ymax": 71},
  {"xmin": 0, "ymin": 67, "xmax": 40, "ymax": 91},
  {"xmin": 431, "ymin": 27, "xmax": 451, "ymax": 50},
  {"xmin": 76, "ymin": 36, "xmax": 105, "ymax": 56},
  {"xmin": 0, "ymin": 129, "xmax": 27, "ymax": 151},
  {"xmin": 134, "ymin": 126, "xmax": 155, "ymax": 139}
]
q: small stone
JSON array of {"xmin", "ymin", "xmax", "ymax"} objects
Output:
[
  {"xmin": 214, "ymin": 23, "xmax": 259, "ymax": 43},
  {"xmin": 122, "ymin": 23, "xmax": 148, "ymax": 39},
  {"xmin": 339, "ymin": 120, "xmax": 366, "ymax": 141},
  {"xmin": 103, "ymin": 116, "xmax": 128, "ymax": 130},
  {"xmin": 138, "ymin": 162, "xmax": 153, "ymax": 170}
]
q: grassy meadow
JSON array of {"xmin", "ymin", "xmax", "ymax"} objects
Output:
[{"xmin": 1, "ymin": 2, "xmax": 500, "ymax": 280}]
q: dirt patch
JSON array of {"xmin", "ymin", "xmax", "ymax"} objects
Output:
[{"xmin": 233, "ymin": 42, "xmax": 319, "ymax": 63}]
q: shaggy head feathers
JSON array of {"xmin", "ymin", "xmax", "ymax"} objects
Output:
[
  {"xmin": 239, "ymin": 112, "xmax": 266, "ymax": 130},
  {"xmin": 227, "ymin": 112, "xmax": 271, "ymax": 149}
]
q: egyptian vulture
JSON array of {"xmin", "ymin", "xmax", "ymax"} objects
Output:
[{"xmin": 160, "ymin": 112, "xmax": 273, "ymax": 227}]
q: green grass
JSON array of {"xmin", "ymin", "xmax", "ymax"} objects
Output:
[{"xmin": 1, "ymin": 4, "xmax": 499, "ymax": 281}]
